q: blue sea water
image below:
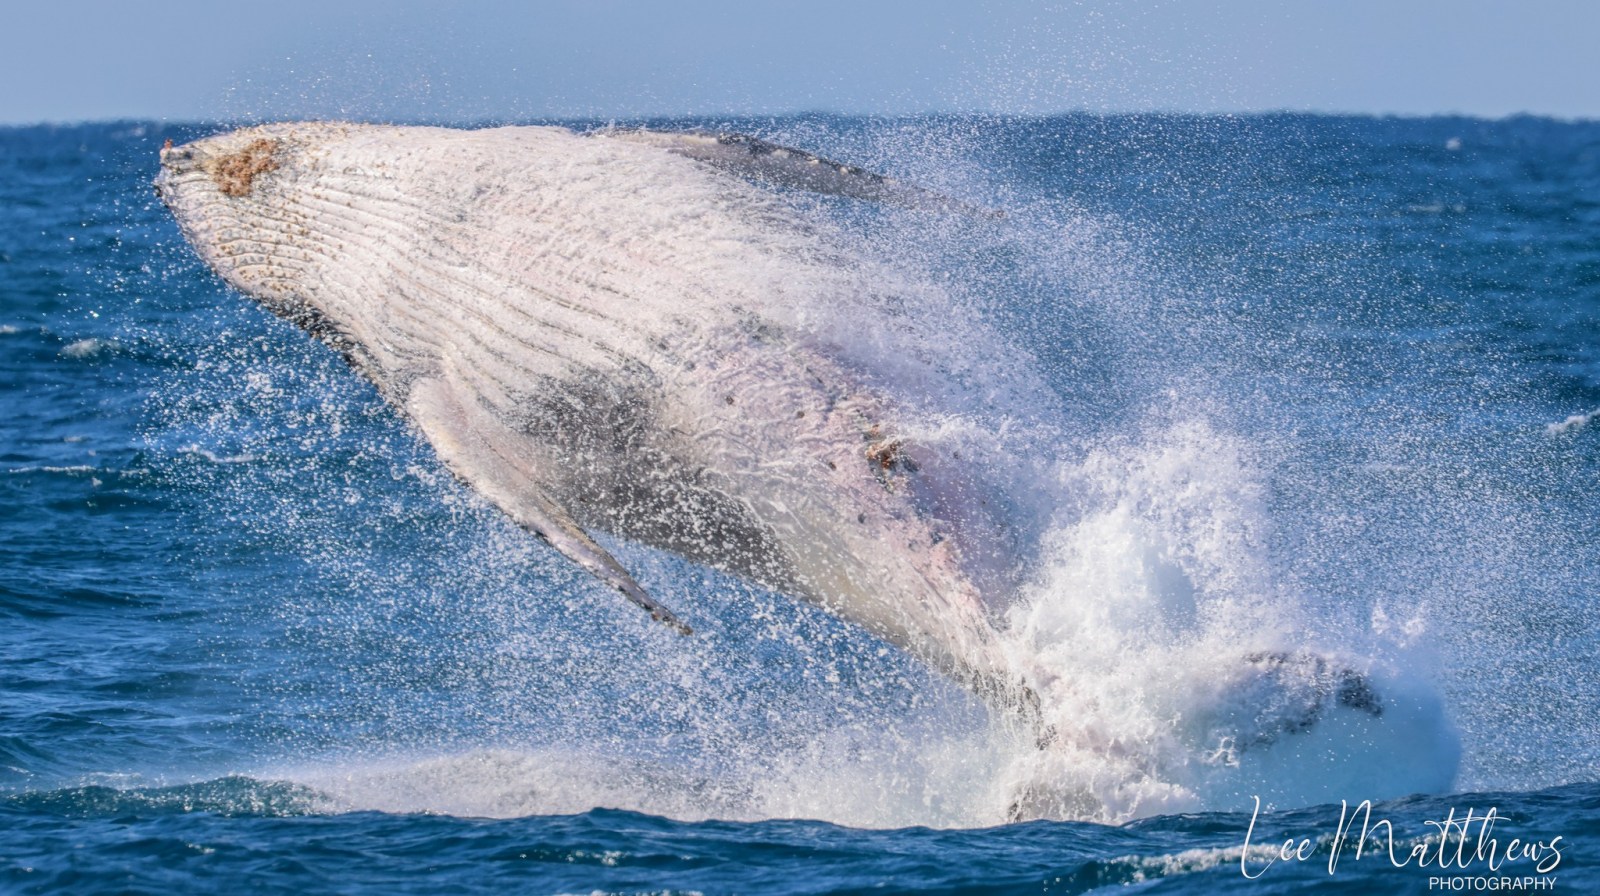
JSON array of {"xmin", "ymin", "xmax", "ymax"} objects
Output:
[{"xmin": 2, "ymin": 115, "xmax": 1598, "ymax": 893}]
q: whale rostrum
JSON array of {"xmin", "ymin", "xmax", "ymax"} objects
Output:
[{"xmin": 156, "ymin": 122, "xmax": 1043, "ymax": 723}]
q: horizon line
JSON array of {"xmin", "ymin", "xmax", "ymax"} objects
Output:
[{"xmin": 3, "ymin": 107, "xmax": 1597, "ymax": 129}]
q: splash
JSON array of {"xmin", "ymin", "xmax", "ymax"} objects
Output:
[
  {"xmin": 994, "ymin": 421, "xmax": 1457, "ymax": 821},
  {"xmin": 145, "ymin": 117, "xmax": 1471, "ymax": 828}
]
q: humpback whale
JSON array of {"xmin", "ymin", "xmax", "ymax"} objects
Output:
[
  {"xmin": 156, "ymin": 122, "xmax": 1042, "ymax": 720},
  {"xmin": 156, "ymin": 126, "xmax": 1423, "ymax": 806}
]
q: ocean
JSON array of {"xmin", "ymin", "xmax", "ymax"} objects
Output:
[{"xmin": 1, "ymin": 114, "xmax": 1597, "ymax": 893}]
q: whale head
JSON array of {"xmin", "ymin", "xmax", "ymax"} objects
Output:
[
  {"xmin": 156, "ymin": 123, "xmax": 366, "ymax": 348},
  {"xmin": 159, "ymin": 126, "xmax": 293, "ymax": 289}
]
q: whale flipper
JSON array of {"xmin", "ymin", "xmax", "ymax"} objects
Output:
[
  {"xmin": 407, "ymin": 375, "xmax": 692, "ymax": 635},
  {"xmin": 596, "ymin": 128, "xmax": 997, "ymax": 216}
]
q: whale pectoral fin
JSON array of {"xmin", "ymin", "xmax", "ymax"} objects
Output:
[
  {"xmin": 518, "ymin": 487, "xmax": 695, "ymax": 636},
  {"xmin": 406, "ymin": 376, "xmax": 693, "ymax": 636},
  {"xmin": 596, "ymin": 128, "xmax": 1000, "ymax": 217}
]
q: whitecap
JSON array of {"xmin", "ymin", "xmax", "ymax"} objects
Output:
[
  {"xmin": 61, "ymin": 338, "xmax": 116, "ymax": 359},
  {"xmin": 1546, "ymin": 408, "xmax": 1599, "ymax": 435}
]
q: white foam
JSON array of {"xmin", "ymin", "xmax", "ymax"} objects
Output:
[
  {"xmin": 61, "ymin": 337, "xmax": 115, "ymax": 359},
  {"xmin": 984, "ymin": 419, "xmax": 1458, "ymax": 822},
  {"xmin": 276, "ymin": 739, "xmax": 1014, "ymax": 827},
  {"xmin": 1546, "ymin": 408, "xmax": 1599, "ymax": 434}
]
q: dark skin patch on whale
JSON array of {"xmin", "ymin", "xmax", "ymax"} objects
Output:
[{"xmin": 211, "ymin": 138, "xmax": 279, "ymax": 198}]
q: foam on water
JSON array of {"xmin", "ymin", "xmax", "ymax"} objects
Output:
[
  {"xmin": 1547, "ymin": 408, "xmax": 1599, "ymax": 435},
  {"xmin": 60, "ymin": 336, "xmax": 116, "ymax": 358}
]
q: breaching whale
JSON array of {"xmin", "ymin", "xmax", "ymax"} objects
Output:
[
  {"xmin": 153, "ymin": 123, "xmax": 1452, "ymax": 820},
  {"xmin": 155, "ymin": 122, "xmax": 1044, "ymax": 721}
]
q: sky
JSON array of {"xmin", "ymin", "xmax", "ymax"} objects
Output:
[{"xmin": 3, "ymin": 1, "xmax": 1597, "ymax": 124}]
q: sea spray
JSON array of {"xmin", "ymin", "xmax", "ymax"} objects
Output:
[{"xmin": 130, "ymin": 115, "xmax": 1600, "ymax": 830}]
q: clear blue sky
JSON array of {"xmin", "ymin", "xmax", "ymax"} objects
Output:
[{"xmin": 4, "ymin": 1, "xmax": 1596, "ymax": 124}]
